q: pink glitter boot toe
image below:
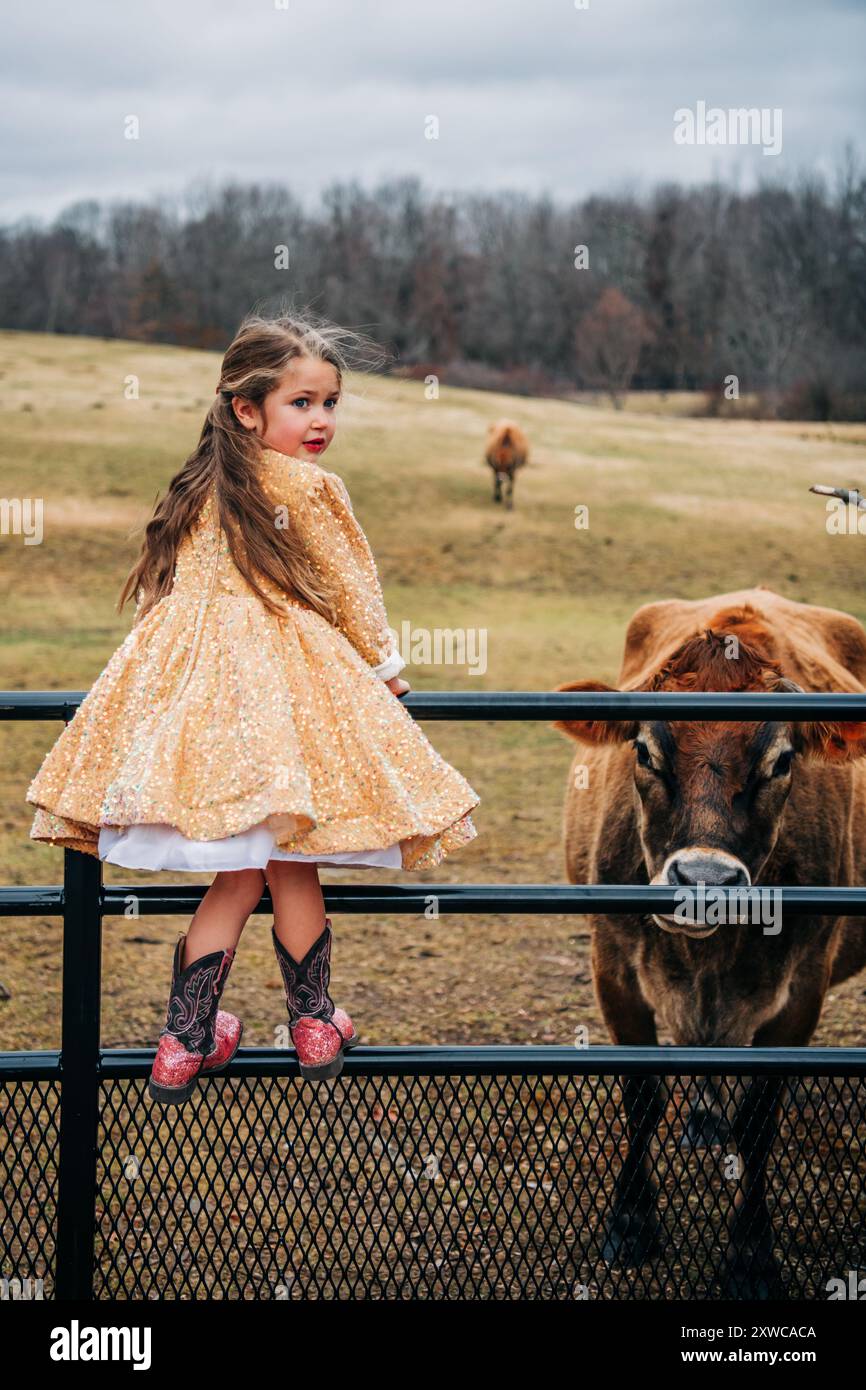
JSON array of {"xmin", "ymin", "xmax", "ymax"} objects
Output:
[{"xmin": 200, "ymin": 1008, "xmax": 244, "ymax": 1074}]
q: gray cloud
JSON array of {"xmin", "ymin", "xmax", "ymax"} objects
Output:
[{"xmin": 1, "ymin": 0, "xmax": 863, "ymax": 223}]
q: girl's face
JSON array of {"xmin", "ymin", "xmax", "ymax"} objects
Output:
[{"xmin": 232, "ymin": 356, "xmax": 340, "ymax": 460}]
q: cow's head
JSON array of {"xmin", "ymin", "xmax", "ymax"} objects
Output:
[{"xmin": 553, "ymin": 628, "xmax": 866, "ymax": 937}]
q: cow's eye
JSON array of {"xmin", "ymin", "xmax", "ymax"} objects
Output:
[
  {"xmin": 633, "ymin": 740, "xmax": 654, "ymax": 770},
  {"xmin": 771, "ymin": 749, "xmax": 794, "ymax": 778}
]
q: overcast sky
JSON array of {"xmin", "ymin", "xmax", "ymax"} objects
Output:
[{"xmin": 2, "ymin": 0, "xmax": 863, "ymax": 225}]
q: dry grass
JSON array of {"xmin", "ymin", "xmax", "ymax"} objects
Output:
[{"xmin": 1, "ymin": 328, "xmax": 866, "ymax": 1053}]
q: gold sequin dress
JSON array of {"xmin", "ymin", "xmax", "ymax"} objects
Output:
[{"xmin": 26, "ymin": 449, "xmax": 480, "ymax": 872}]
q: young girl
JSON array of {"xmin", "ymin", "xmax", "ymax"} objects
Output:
[{"xmin": 26, "ymin": 309, "xmax": 480, "ymax": 1101}]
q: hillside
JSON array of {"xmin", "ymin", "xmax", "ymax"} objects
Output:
[{"xmin": 2, "ymin": 330, "xmax": 865, "ymax": 1050}]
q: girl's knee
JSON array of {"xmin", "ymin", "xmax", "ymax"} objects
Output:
[
  {"xmin": 262, "ymin": 859, "xmax": 318, "ymax": 899},
  {"xmin": 264, "ymin": 859, "xmax": 303, "ymax": 885},
  {"xmin": 214, "ymin": 868, "xmax": 266, "ymax": 903},
  {"xmin": 215, "ymin": 867, "xmax": 264, "ymax": 886}
]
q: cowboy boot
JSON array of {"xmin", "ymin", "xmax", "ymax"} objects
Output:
[
  {"xmin": 148, "ymin": 935, "xmax": 243, "ymax": 1105},
  {"xmin": 200, "ymin": 1005, "xmax": 245, "ymax": 1075},
  {"xmin": 271, "ymin": 918, "xmax": 358, "ymax": 1080}
]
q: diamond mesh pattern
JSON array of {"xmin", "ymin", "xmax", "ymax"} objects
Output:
[
  {"xmin": 0, "ymin": 1079, "xmax": 59, "ymax": 1298},
  {"xmin": 88, "ymin": 1070, "xmax": 866, "ymax": 1299}
]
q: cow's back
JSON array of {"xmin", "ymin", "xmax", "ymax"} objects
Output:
[{"xmin": 618, "ymin": 586, "xmax": 866, "ymax": 693}]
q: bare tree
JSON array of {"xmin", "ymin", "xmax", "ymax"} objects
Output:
[
  {"xmin": 1, "ymin": 164, "xmax": 865, "ymax": 417},
  {"xmin": 575, "ymin": 287, "xmax": 648, "ymax": 408}
]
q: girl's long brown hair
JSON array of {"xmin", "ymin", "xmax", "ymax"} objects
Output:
[{"xmin": 117, "ymin": 305, "xmax": 388, "ymax": 627}]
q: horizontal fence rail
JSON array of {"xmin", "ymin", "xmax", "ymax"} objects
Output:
[
  {"xmin": 5, "ymin": 688, "xmax": 866, "ymax": 721},
  {"xmin": 6, "ymin": 1044, "xmax": 866, "ymax": 1079},
  {"xmin": 3, "ymin": 688, "xmax": 866, "ymax": 1301},
  {"xmin": 8, "ymin": 883, "xmax": 866, "ymax": 916}
]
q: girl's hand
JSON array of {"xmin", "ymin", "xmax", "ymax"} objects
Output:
[{"xmin": 385, "ymin": 676, "xmax": 411, "ymax": 696}]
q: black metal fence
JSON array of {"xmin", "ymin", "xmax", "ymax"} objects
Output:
[{"xmin": 2, "ymin": 690, "xmax": 866, "ymax": 1300}]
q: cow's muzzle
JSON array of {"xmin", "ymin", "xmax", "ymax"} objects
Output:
[{"xmin": 650, "ymin": 847, "xmax": 752, "ymax": 938}]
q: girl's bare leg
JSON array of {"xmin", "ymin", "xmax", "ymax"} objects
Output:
[
  {"xmin": 181, "ymin": 868, "xmax": 266, "ymax": 966},
  {"xmin": 263, "ymin": 860, "xmax": 326, "ymax": 961}
]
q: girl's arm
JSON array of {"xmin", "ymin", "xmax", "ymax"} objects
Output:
[{"xmin": 292, "ymin": 469, "xmax": 406, "ymax": 682}]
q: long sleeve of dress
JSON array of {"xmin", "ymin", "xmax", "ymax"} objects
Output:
[{"xmin": 292, "ymin": 469, "xmax": 406, "ymax": 681}]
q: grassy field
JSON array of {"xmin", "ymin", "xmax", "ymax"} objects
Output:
[{"xmin": 3, "ymin": 328, "xmax": 866, "ymax": 1052}]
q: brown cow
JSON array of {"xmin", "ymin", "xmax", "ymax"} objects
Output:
[
  {"xmin": 484, "ymin": 419, "xmax": 528, "ymax": 509},
  {"xmin": 553, "ymin": 585, "xmax": 866, "ymax": 1298}
]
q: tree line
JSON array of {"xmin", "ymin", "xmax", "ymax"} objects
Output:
[{"xmin": 1, "ymin": 160, "xmax": 864, "ymax": 418}]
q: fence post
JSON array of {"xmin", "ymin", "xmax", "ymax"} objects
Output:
[{"xmin": 55, "ymin": 846, "xmax": 103, "ymax": 1300}]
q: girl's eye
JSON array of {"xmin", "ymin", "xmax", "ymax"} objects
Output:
[
  {"xmin": 291, "ymin": 397, "xmax": 309, "ymax": 408},
  {"xmin": 324, "ymin": 397, "xmax": 338, "ymax": 408}
]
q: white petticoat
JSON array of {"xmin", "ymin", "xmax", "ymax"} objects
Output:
[{"xmin": 97, "ymin": 819, "xmax": 402, "ymax": 872}]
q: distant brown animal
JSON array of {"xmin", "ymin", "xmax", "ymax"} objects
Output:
[
  {"xmin": 484, "ymin": 419, "xmax": 528, "ymax": 508},
  {"xmin": 553, "ymin": 585, "xmax": 866, "ymax": 1298}
]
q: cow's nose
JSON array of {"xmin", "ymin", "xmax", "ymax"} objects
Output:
[{"xmin": 667, "ymin": 855, "xmax": 749, "ymax": 888}]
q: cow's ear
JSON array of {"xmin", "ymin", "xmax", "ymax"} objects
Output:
[
  {"xmin": 795, "ymin": 720, "xmax": 866, "ymax": 763},
  {"xmin": 551, "ymin": 680, "xmax": 639, "ymax": 745},
  {"xmin": 767, "ymin": 676, "xmax": 866, "ymax": 761}
]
